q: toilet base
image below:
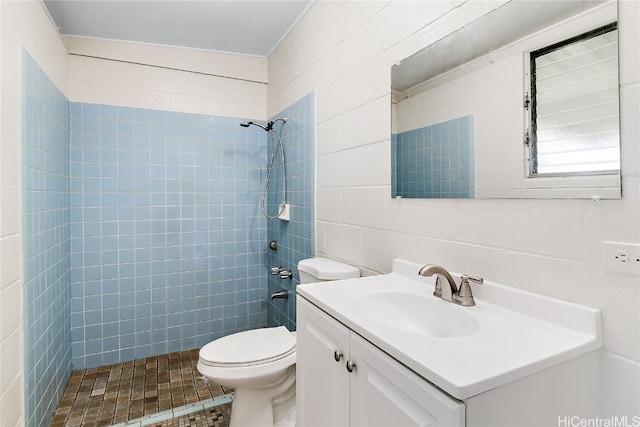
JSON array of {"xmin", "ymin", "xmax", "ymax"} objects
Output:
[
  {"xmin": 273, "ymin": 401, "xmax": 296, "ymax": 427},
  {"xmin": 229, "ymin": 366, "xmax": 296, "ymax": 427}
]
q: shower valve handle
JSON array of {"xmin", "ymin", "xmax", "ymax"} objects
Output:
[{"xmin": 279, "ymin": 270, "xmax": 292, "ymax": 280}]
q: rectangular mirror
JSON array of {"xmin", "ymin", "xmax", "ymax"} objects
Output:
[{"xmin": 391, "ymin": 0, "xmax": 621, "ymax": 199}]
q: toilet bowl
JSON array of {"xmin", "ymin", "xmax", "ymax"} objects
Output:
[
  {"xmin": 197, "ymin": 257, "xmax": 359, "ymax": 427},
  {"xmin": 198, "ymin": 326, "xmax": 297, "ymax": 427}
]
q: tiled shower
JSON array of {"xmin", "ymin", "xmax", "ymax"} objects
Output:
[
  {"xmin": 266, "ymin": 93, "xmax": 315, "ymax": 330},
  {"xmin": 21, "ymin": 49, "xmax": 315, "ymax": 427},
  {"xmin": 68, "ymin": 103, "xmax": 269, "ymax": 369}
]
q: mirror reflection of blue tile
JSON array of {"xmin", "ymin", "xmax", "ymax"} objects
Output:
[{"xmin": 392, "ymin": 115, "xmax": 475, "ymax": 199}]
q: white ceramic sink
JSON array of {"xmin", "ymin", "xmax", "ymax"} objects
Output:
[
  {"xmin": 355, "ymin": 291, "xmax": 480, "ymax": 338},
  {"xmin": 297, "ymin": 258, "xmax": 602, "ymax": 399}
]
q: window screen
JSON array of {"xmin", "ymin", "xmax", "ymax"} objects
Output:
[{"xmin": 529, "ymin": 23, "xmax": 619, "ymax": 176}]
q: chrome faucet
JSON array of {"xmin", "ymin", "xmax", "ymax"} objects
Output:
[
  {"xmin": 271, "ymin": 290, "xmax": 289, "ymax": 299},
  {"xmin": 418, "ymin": 264, "xmax": 483, "ymax": 306}
]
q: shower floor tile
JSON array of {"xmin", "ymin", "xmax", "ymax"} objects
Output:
[
  {"xmin": 153, "ymin": 403, "xmax": 232, "ymax": 427},
  {"xmin": 50, "ymin": 349, "xmax": 231, "ymax": 427}
]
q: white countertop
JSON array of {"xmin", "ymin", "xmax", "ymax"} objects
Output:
[{"xmin": 296, "ymin": 259, "xmax": 602, "ymax": 399}]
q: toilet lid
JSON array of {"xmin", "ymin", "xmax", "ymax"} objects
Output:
[
  {"xmin": 298, "ymin": 257, "xmax": 360, "ymax": 280},
  {"xmin": 199, "ymin": 326, "xmax": 295, "ymax": 367}
]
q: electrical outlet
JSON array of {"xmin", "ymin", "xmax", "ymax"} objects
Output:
[{"xmin": 603, "ymin": 241, "xmax": 640, "ymax": 275}]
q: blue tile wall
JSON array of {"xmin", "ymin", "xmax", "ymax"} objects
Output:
[
  {"xmin": 265, "ymin": 92, "xmax": 315, "ymax": 330},
  {"xmin": 69, "ymin": 103, "xmax": 269, "ymax": 369},
  {"xmin": 21, "ymin": 50, "xmax": 72, "ymax": 427},
  {"xmin": 392, "ymin": 116, "xmax": 475, "ymax": 198}
]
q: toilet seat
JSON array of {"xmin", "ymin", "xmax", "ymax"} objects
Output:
[{"xmin": 199, "ymin": 326, "xmax": 295, "ymax": 368}]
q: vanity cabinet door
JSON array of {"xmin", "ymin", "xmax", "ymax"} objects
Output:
[
  {"xmin": 297, "ymin": 297, "xmax": 351, "ymax": 427},
  {"xmin": 349, "ymin": 334, "xmax": 465, "ymax": 427},
  {"xmin": 297, "ymin": 296, "xmax": 465, "ymax": 427}
]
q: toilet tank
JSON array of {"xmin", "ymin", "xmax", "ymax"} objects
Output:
[{"xmin": 297, "ymin": 257, "xmax": 360, "ymax": 284}]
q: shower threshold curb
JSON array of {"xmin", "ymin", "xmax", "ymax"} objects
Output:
[{"xmin": 110, "ymin": 393, "xmax": 233, "ymax": 426}]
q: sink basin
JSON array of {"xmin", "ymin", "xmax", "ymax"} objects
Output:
[
  {"xmin": 355, "ymin": 291, "xmax": 480, "ymax": 338},
  {"xmin": 298, "ymin": 258, "xmax": 602, "ymax": 399}
]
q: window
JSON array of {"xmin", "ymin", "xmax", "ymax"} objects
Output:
[{"xmin": 526, "ymin": 23, "xmax": 620, "ymax": 176}]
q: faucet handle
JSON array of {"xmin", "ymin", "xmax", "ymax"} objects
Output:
[
  {"xmin": 271, "ymin": 266, "xmax": 282, "ymax": 275},
  {"xmin": 461, "ymin": 274, "xmax": 483, "ymax": 285},
  {"xmin": 455, "ymin": 274, "xmax": 484, "ymax": 306}
]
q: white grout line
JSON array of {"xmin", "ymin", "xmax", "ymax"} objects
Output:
[{"xmin": 109, "ymin": 394, "xmax": 233, "ymax": 427}]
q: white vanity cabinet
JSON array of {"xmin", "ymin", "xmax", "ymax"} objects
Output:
[
  {"xmin": 296, "ymin": 259, "xmax": 602, "ymax": 427},
  {"xmin": 296, "ymin": 296, "xmax": 465, "ymax": 427}
]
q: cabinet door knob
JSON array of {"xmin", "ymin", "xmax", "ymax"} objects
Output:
[
  {"xmin": 333, "ymin": 350, "xmax": 343, "ymax": 362},
  {"xmin": 346, "ymin": 360, "xmax": 356, "ymax": 373}
]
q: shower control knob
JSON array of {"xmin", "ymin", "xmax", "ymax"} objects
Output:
[{"xmin": 279, "ymin": 270, "xmax": 293, "ymax": 280}]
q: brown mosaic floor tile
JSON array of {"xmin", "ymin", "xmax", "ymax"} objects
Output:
[
  {"xmin": 51, "ymin": 349, "xmax": 228, "ymax": 426},
  {"xmin": 154, "ymin": 402, "xmax": 232, "ymax": 427}
]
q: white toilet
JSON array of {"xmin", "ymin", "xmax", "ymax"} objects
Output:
[{"xmin": 197, "ymin": 257, "xmax": 359, "ymax": 427}]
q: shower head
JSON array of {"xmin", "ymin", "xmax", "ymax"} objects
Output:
[{"xmin": 239, "ymin": 121, "xmax": 269, "ymax": 131}]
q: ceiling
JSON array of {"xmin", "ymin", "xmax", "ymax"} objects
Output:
[{"xmin": 42, "ymin": 0, "xmax": 314, "ymax": 57}]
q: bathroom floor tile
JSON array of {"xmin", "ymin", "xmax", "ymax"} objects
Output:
[
  {"xmin": 51, "ymin": 349, "xmax": 231, "ymax": 427},
  {"xmin": 156, "ymin": 402, "xmax": 232, "ymax": 427}
]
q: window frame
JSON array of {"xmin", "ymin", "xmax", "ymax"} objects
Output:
[{"xmin": 526, "ymin": 22, "xmax": 620, "ymax": 178}]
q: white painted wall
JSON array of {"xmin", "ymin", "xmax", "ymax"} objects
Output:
[
  {"xmin": 268, "ymin": 0, "xmax": 639, "ymax": 414},
  {"xmin": 65, "ymin": 37, "xmax": 268, "ymax": 119},
  {"xmin": 0, "ymin": 1, "xmax": 68, "ymax": 425}
]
